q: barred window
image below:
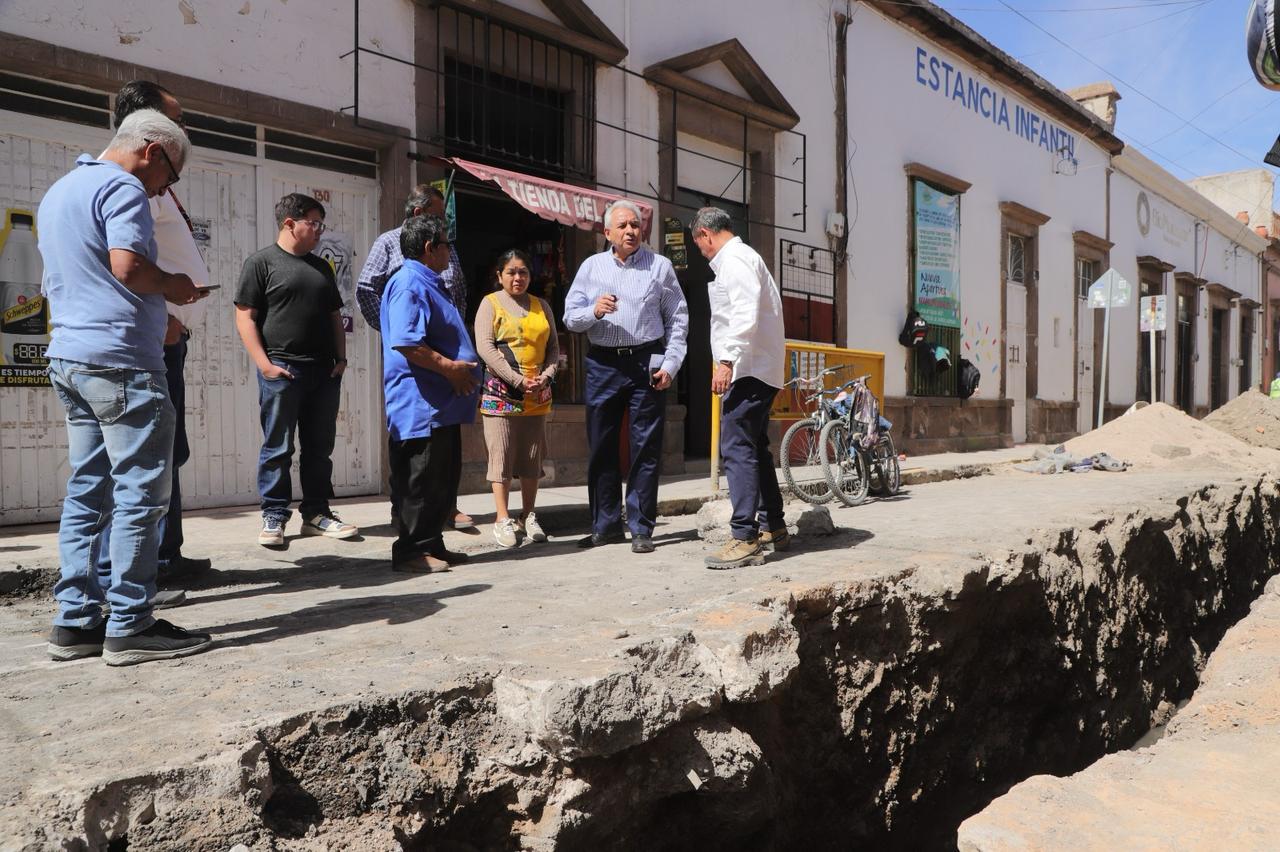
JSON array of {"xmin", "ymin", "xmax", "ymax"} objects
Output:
[{"xmin": 1007, "ymin": 234, "xmax": 1026, "ymax": 285}]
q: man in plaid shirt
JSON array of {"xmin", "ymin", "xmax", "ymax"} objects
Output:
[
  {"xmin": 356, "ymin": 184, "xmax": 465, "ymax": 327},
  {"xmin": 357, "ymin": 183, "xmax": 474, "ymax": 531}
]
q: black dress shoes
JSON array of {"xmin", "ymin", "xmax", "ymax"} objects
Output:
[
  {"xmin": 630, "ymin": 535, "xmax": 655, "ymax": 554},
  {"xmin": 427, "ymin": 547, "xmax": 469, "ymax": 565},
  {"xmin": 577, "ymin": 531, "xmax": 627, "ymax": 548}
]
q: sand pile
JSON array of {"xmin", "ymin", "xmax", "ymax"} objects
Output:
[
  {"xmin": 1062, "ymin": 401, "xmax": 1280, "ymax": 472},
  {"xmin": 1203, "ymin": 389, "xmax": 1280, "ymax": 451}
]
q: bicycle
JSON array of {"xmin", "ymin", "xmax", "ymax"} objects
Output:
[
  {"xmin": 818, "ymin": 375, "xmax": 900, "ymax": 507},
  {"xmin": 778, "ymin": 364, "xmax": 858, "ymax": 505}
]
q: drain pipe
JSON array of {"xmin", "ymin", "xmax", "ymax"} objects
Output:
[{"xmin": 834, "ymin": 5, "xmax": 850, "ymax": 346}]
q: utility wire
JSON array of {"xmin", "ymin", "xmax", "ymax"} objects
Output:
[
  {"xmin": 1145, "ymin": 77, "xmax": 1257, "ymax": 147},
  {"xmin": 1012, "ymin": 0, "xmax": 1210, "ymax": 62},
  {"xmin": 995, "ymin": 0, "xmax": 1264, "ymax": 170}
]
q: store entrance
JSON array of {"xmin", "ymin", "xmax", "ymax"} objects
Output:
[
  {"xmin": 670, "ymin": 189, "xmax": 749, "ymax": 460},
  {"xmin": 452, "ymin": 184, "xmax": 580, "ymax": 402}
]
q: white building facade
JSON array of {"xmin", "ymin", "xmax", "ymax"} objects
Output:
[{"xmin": 0, "ymin": 0, "xmax": 1266, "ymax": 523}]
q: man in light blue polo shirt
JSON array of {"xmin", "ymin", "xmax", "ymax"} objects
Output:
[
  {"xmin": 38, "ymin": 109, "xmax": 212, "ymax": 666},
  {"xmin": 381, "ymin": 215, "xmax": 481, "ymax": 573}
]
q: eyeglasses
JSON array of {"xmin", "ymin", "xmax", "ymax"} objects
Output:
[
  {"xmin": 145, "ymin": 139, "xmax": 180, "ymax": 189},
  {"xmin": 295, "ymin": 218, "xmax": 327, "ymax": 234},
  {"xmin": 502, "ymin": 267, "xmax": 530, "ymax": 278},
  {"xmin": 432, "ymin": 239, "xmax": 451, "ymax": 250}
]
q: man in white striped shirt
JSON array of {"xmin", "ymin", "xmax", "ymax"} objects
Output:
[
  {"xmin": 563, "ymin": 200, "xmax": 689, "ymax": 553},
  {"xmin": 691, "ymin": 207, "xmax": 787, "ymax": 570}
]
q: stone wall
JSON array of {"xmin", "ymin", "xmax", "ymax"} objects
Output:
[
  {"xmin": 1027, "ymin": 399, "xmax": 1078, "ymax": 445},
  {"xmin": 883, "ymin": 397, "xmax": 1013, "ymax": 454}
]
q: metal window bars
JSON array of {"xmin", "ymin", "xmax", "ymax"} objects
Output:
[{"xmin": 340, "ymin": 0, "xmax": 808, "ymax": 233}]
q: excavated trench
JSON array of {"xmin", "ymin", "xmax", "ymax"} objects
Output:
[{"xmin": 50, "ymin": 475, "xmax": 1280, "ymax": 851}]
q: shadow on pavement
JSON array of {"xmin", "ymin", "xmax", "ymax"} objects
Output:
[{"xmin": 211, "ymin": 583, "xmax": 490, "ymax": 648}]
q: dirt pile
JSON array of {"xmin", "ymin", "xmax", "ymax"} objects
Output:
[
  {"xmin": 1063, "ymin": 401, "xmax": 1280, "ymax": 471},
  {"xmin": 1203, "ymin": 389, "xmax": 1280, "ymax": 451}
]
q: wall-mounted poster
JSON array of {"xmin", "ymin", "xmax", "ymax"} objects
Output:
[
  {"xmin": 0, "ymin": 209, "xmax": 50, "ymax": 387},
  {"xmin": 313, "ymin": 230, "xmax": 355, "ymax": 334},
  {"xmin": 912, "ymin": 182, "xmax": 961, "ymax": 329}
]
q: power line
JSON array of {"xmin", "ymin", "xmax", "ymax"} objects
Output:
[
  {"xmin": 1145, "ymin": 77, "xmax": 1257, "ymax": 148},
  {"xmin": 1011, "ymin": 0, "xmax": 1210, "ymax": 62},
  {"xmin": 995, "ymin": 0, "xmax": 1263, "ymax": 170}
]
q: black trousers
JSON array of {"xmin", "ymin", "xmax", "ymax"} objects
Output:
[
  {"xmin": 720, "ymin": 376, "xmax": 784, "ymax": 542},
  {"xmin": 389, "ymin": 425, "xmax": 461, "ymax": 563},
  {"xmin": 584, "ymin": 347, "xmax": 666, "ymax": 537}
]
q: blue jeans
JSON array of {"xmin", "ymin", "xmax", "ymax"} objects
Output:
[
  {"xmin": 720, "ymin": 377, "xmax": 785, "ymax": 542},
  {"xmin": 95, "ymin": 336, "xmax": 188, "ymax": 580},
  {"xmin": 257, "ymin": 359, "xmax": 341, "ymax": 521},
  {"xmin": 48, "ymin": 358, "xmax": 175, "ymax": 637},
  {"xmin": 584, "ymin": 347, "xmax": 666, "ymax": 537}
]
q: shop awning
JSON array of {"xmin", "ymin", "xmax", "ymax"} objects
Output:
[{"xmin": 440, "ymin": 156, "xmax": 653, "ymax": 239}]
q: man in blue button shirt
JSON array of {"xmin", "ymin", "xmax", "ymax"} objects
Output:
[
  {"xmin": 381, "ymin": 215, "xmax": 481, "ymax": 573},
  {"xmin": 38, "ymin": 109, "xmax": 213, "ymax": 666},
  {"xmin": 563, "ymin": 200, "xmax": 688, "ymax": 554}
]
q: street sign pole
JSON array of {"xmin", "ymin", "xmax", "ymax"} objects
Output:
[
  {"xmin": 1097, "ymin": 273, "xmax": 1113, "ymax": 430},
  {"xmin": 1149, "ymin": 324, "xmax": 1157, "ymax": 404}
]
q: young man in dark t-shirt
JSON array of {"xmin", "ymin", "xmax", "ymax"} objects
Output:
[{"xmin": 234, "ymin": 193, "xmax": 359, "ymax": 546}]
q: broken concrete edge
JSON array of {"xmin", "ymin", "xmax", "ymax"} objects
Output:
[{"xmin": 10, "ymin": 474, "xmax": 1279, "ymax": 849}]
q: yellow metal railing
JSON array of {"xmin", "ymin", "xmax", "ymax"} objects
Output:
[{"xmin": 710, "ymin": 342, "xmax": 885, "ymax": 490}]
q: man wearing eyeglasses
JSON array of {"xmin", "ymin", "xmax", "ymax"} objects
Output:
[
  {"xmin": 39, "ymin": 108, "xmax": 214, "ymax": 665},
  {"xmin": 234, "ymin": 193, "xmax": 359, "ymax": 547},
  {"xmin": 90, "ymin": 81, "xmax": 214, "ymax": 614},
  {"xmin": 380, "ymin": 215, "xmax": 480, "ymax": 573}
]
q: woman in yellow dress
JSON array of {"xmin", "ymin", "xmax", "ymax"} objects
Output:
[{"xmin": 475, "ymin": 249, "xmax": 560, "ymax": 548}]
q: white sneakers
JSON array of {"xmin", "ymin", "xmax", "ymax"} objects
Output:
[
  {"xmin": 520, "ymin": 512, "xmax": 547, "ymax": 543},
  {"xmin": 492, "ymin": 512, "xmax": 548, "ymax": 548},
  {"xmin": 493, "ymin": 517, "xmax": 520, "ymax": 548}
]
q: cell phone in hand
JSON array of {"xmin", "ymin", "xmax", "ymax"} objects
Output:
[{"xmin": 197, "ymin": 284, "xmax": 221, "ymax": 291}]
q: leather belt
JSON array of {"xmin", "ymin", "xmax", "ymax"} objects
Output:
[{"xmin": 589, "ymin": 339, "xmax": 663, "ymax": 357}]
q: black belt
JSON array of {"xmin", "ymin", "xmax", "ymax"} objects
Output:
[{"xmin": 589, "ymin": 339, "xmax": 663, "ymax": 357}]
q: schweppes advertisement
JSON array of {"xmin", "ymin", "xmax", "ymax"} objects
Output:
[{"xmin": 0, "ymin": 208, "xmax": 50, "ymax": 387}]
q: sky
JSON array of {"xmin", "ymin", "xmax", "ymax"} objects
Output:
[{"xmin": 931, "ymin": 0, "xmax": 1273, "ymax": 190}]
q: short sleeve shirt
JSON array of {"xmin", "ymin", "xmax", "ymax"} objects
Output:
[
  {"xmin": 38, "ymin": 155, "xmax": 166, "ymax": 371},
  {"xmin": 380, "ymin": 259, "xmax": 480, "ymax": 440},
  {"xmin": 234, "ymin": 244, "xmax": 343, "ymax": 364}
]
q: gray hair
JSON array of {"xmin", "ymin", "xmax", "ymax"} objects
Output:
[
  {"xmin": 603, "ymin": 199, "xmax": 644, "ymax": 230},
  {"xmin": 108, "ymin": 108, "xmax": 190, "ymax": 168},
  {"xmin": 690, "ymin": 206, "xmax": 734, "ymax": 235}
]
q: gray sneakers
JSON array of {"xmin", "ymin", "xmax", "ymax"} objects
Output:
[
  {"xmin": 258, "ymin": 515, "xmax": 285, "ymax": 546},
  {"xmin": 102, "ymin": 619, "xmax": 213, "ymax": 667}
]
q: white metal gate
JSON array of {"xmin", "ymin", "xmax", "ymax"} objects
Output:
[
  {"xmin": 1006, "ymin": 281, "xmax": 1027, "ymax": 444},
  {"xmin": 1077, "ymin": 294, "xmax": 1094, "ymax": 433},
  {"xmin": 0, "ymin": 112, "xmax": 381, "ymax": 524}
]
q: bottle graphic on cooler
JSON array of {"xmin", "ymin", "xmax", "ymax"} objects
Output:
[{"xmin": 0, "ymin": 210, "xmax": 47, "ymax": 367}]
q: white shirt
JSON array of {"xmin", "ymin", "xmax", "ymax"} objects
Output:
[
  {"xmin": 707, "ymin": 236, "xmax": 785, "ymax": 389},
  {"xmin": 152, "ymin": 190, "xmax": 210, "ymax": 330}
]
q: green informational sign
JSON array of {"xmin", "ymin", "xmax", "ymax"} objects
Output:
[{"xmin": 913, "ymin": 182, "xmax": 961, "ymax": 329}]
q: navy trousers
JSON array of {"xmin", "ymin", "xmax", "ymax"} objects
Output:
[
  {"xmin": 584, "ymin": 347, "xmax": 666, "ymax": 537},
  {"xmin": 96, "ymin": 335, "xmax": 188, "ymax": 582},
  {"xmin": 720, "ymin": 376, "xmax": 784, "ymax": 542}
]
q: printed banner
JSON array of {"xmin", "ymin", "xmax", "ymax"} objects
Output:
[
  {"xmin": 444, "ymin": 156, "xmax": 653, "ymax": 239},
  {"xmin": 430, "ymin": 177, "xmax": 458, "ymax": 243},
  {"xmin": 0, "ymin": 208, "xmax": 50, "ymax": 387},
  {"xmin": 913, "ymin": 182, "xmax": 961, "ymax": 329},
  {"xmin": 313, "ymin": 230, "xmax": 356, "ymax": 334}
]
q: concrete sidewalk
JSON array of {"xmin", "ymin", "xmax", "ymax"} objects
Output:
[{"xmin": 0, "ymin": 445, "xmax": 1039, "ymax": 591}]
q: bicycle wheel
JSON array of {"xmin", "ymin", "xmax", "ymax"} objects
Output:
[
  {"xmin": 819, "ymin": 419, "xmax": 869, "ymax": 507},
  {"xmin": 780, "ymin": 418, "xmax": 834, "ymax": 504},
  {"xmin": 871, "ymin": 433, "xmax": 901, "ymax": 496}
]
